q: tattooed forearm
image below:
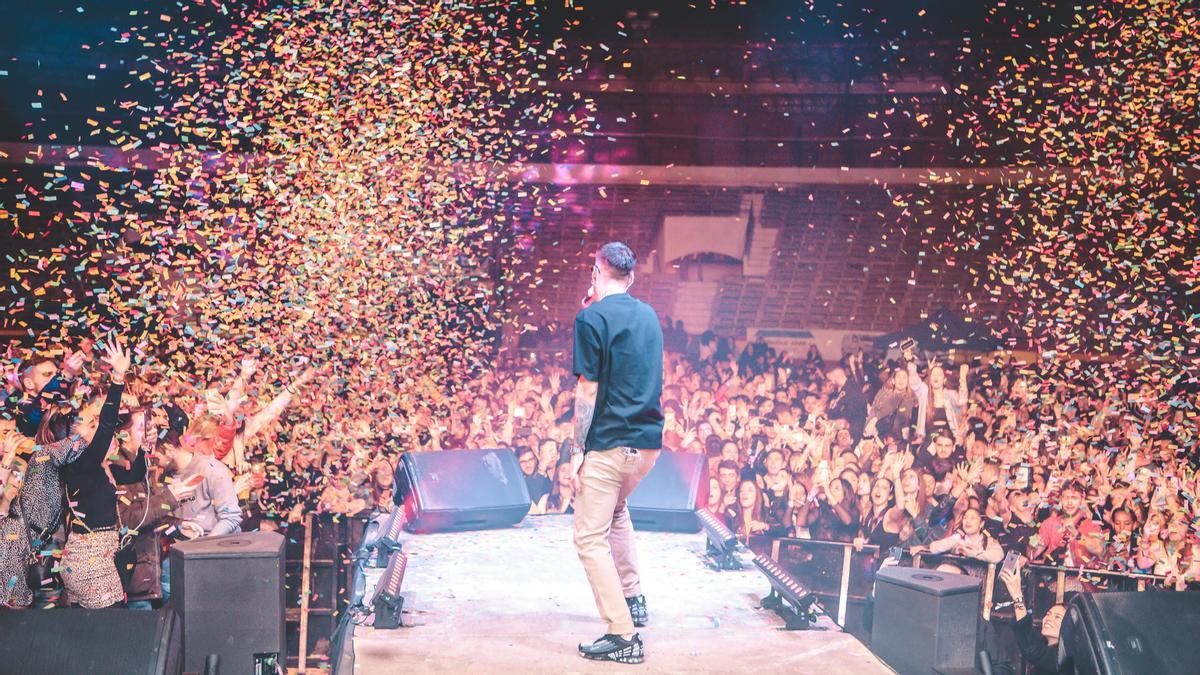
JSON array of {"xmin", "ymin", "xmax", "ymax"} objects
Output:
[{"xmin": 574, "ymin": 380, "xmax": 598, "ymax": 450}]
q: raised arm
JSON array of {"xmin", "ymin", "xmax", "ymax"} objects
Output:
[
  {"xmin": 228, "ymin": 357, "xmax": 257, "ymax": 403},
  {"xmin": 74, "ymin": 337, "xmax": 131, "ymax": 469},
  {"xmin": 244, "ymin": 366, "xmax": 316, "ymax": 441},
  {"xmin": 907, "ymin": 358, "xmax": 925, "ymax": 396}
]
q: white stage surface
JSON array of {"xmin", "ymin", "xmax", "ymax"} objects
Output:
[{"xmin": 352, "ymin": 515, "xmax": 889, "ymax": 673}]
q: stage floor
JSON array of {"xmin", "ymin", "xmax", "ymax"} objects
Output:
[{"xmin": 352, "ymin": 515, "xmax": 889, "ymax": 673}]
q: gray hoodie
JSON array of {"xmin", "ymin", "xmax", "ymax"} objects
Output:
[{"xmin": 173, "ymin": 454, "xmax": 242, "ymax": 536}]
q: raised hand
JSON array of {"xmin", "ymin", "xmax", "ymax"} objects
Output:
[
  {"xmin": 62, "ymin": 350, "xmax": 86, "ymax": 379},
  {"xmin": 294, "ymin": 365, "xmax": 318, "ymax": 389},
  {"xmin": 100, "ymin": 334, "xmax": 131, "ymax": 380},
  {"xmin": 225, "ymin": 391, "xmax": 249, "ymax": 418},
  {"xmin": 998, "ymin": 557, "xmax": 1025, "ymax": 599}
]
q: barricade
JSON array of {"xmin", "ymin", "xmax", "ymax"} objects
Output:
[{"xmin": 766, "ymin": 536, "xmax": 1197, "ymax": 670}]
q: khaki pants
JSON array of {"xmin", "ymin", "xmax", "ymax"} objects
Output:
[{"xmin": 573, "ymin": 447, "xmax": 660, "ymax": 636}]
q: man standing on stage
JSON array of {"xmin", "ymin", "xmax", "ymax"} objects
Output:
[{"xmin": 571, "ymin": 242, "xmax": 664, "ymax": 665}]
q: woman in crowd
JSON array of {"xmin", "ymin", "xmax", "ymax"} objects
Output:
[
  {"xmin": 920, "ymin": 506, "xmax": 1004, "ymax": 563},
  {"xmin": 0, "ymin": 427, "xmax": 33, "ymax": 607},
  {"xmin": 722, "ymin": 479, "xmax": 786, "ymax": 540},
  {"xmin": 855, "ymin": 477, "xmax": 906, "ymax": 551},
  {"xmin": 869, "ymin": 367, "xmax": 917, "ymax": 440},
  {"xmin": 806, "ymin": 477, "xmax": 859, "ymax": 543},
  {"xmin": 909, "ymin": 357, "xmax": 969, "ymax": 443},
  {"xmin": 370, "ymin": 459, "xmax": 396, "ymax": 513},
  {"xmin": 545, "ymin": 462, "xmax": 575, "ymax": 514},
  {"xmin": 999, "ymin": 559, "xmax": 1068, "ymax": 675},
  {"xmin": 43, "ymin": 336, "xmax": 145, "ymax": 608}
]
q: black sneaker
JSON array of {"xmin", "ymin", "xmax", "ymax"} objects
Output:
[
  {"xmin": 626, "ymin": 595, "xmax": 648, "ymax": 627},
  {"xmin": 578, "ymin": 633, "xmax": 644, "ymax": 664}
]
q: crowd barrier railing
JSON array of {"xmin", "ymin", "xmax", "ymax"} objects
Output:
[
  {"xmin": 769, "ymin": 537, "xmax": 881, "ymax": 628},
  {"xmin": 768, "ymin": 537, "xmax": 1196, "ymax": 624},
  {"xmin": 764, "ymin": 536, "xmax": 1197, "ymax": 671}
]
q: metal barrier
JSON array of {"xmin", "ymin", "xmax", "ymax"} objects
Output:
[
  {"xmin": 766, "ymin": 537, "xmax": 1198, "ymax": 671},
  {"xmin": 773, "ymin": 538, "xmax": 881, "ymax": 636}
]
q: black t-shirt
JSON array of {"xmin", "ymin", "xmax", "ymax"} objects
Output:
[
  {"xmin": 988, "ymin": 514, "xmax": 1038, "ymax": 557},
  {"xmin": 572, "ymin": 293, "xmax": 664, "ymax": 451},
  {"xmin": 523, "ymin": 472, "xmax": 552, "ymax": 504}
]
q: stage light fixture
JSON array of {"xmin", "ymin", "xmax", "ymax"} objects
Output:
[
  {"xmin": 374, "ymin": 508, "xmax": 407, "ymax": 567},
  {"xmin": 753, "ymin": 553, "xmax": 818, "ymax": 630},
  {"xmin": 696, "ymin": 508, "xmax": 742, "ymax": 570},
  {"xmin": 372, "ymin": 551, "xmax": 408, "ymax": 630},
  {"xmin": 360, "ymin": 508, "xmax": 407, "ymax": 568}
]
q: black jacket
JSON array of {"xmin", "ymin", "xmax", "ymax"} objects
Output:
[{"xmin": 1013, "ymin": 614, "xmax": 1062, "ymax": 675}]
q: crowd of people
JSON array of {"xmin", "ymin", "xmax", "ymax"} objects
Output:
[
  {"xmin": 2, "ymin": 315, "xmax": 1197, "ymax": 613},
  {"xmin": 508, "ymin": 325, "xmax": 1200, "ymax": 607}
]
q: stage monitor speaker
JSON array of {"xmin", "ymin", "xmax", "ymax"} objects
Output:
[
  {"xmin": 0, "ymin": 607, "xmax": 181, "ymax": 675},
  {"xmin": 394, "ymin": 448, "xmax": 531, "ymax": 533},
  {"xmin": 1059, "ymin": 590, "xmax": 1200, "ymax": 675},
  {"xmin": 872, "ymin": 566, "xmax": 981, "ymax": 675},
  {"xmin": 170, "ymin": 531, "xmax": 285, "ymax": 675},
  {"xmin": 628, "ymin": 450, "xmax": 707, "ymax": 533}
]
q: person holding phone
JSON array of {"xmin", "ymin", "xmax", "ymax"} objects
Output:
[
  {"xmin": 998, "ymin": 558, "xmax": 1069, "ymax": 674},
  {"xmin": 570, "ymin": 243, "xmax": 663, "ymax": 664}
]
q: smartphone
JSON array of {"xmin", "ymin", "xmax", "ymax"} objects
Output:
[
  {"xmin": 900, "ymin": 337, "xmax": 917, "ymax": 353},
  {"xmin": 1016, "ymin": 464, "xmax": 1032, "ymax": 486},
  {"xmin": 1001, "ymin": 550, "xmax": 1021, "ymax": 577}
]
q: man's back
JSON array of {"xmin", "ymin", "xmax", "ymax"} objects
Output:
[{"xmin": 573, "ymin": 293, "xmax": 664, "ymax": 450}]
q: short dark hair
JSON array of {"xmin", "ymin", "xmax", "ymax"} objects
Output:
[
  {"xmin": 717, "ymin": 459, "xmax": 740, "ymax": 474},
  {"xmin": 19, "ymin": 355, "xmax": 56, "ymax": 380},
  {"xmin": 596, "ymin": 242, "xmax": 636, "ymax": 277},
  {"xmin": 158, "ymin": 429, "xmax": 183, "ymax": 450}
]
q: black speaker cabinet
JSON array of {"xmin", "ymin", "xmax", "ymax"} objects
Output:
[
  {"xmin": 169, "ymin": 531, "xmax": 286, "ymax": 674},
  {"xmin": 0, "ymin": 607, "xmax": 181, "ymax": 674},
  {"xmin": 628, "ymin": 450, "xmax": 707, "ymax": 532},
  {"xmin": 395, "ymin": 448, "xmax": 531, "ymax": 533},
  {"xmin": 1060, "ymin": 590, "xmax": 1200, "ymax": 675},
  {"xmin": 872, "ymin": 566, "xmax": 981, "ymax": 675}
]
